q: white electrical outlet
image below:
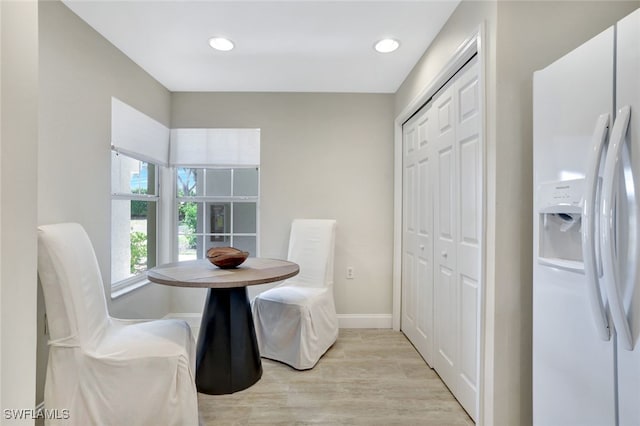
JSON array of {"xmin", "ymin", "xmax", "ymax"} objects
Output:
[{"xmin": 346, "ymin": 266, "xmax": 354, "ymax": 279}]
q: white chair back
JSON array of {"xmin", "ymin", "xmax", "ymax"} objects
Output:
[
  {"xmin": 38, "ymin": 223, "xmax": 110, "ymax": 348},
  {"xmin": 286, "ymin": 219, "xmax": 336, "ymax": 288}
]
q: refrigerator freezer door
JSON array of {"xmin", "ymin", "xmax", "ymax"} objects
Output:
[
  {"xmin": 615, "ymin": 8, "xmax": 640, "ymax": 426},
  {"xmin": 533, "ymin": 26, "xmax": 616, "ymax": 426}
]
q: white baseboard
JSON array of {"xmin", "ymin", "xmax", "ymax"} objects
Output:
[
  {"xmin": 164, "ymin": 312, "xmax": 393, "ymax": 331},
  {"xmin": 337, "ymin": 314, "xmax": 392, "ymax": 329}
]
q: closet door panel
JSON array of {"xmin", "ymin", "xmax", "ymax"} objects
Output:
[
  {"xmin": 454, "ymin": 60, "xmax": 481, "ymax": 419},
  {"xmin": 417, "ymin": 154, "xmax": 433, "ymax": 357},
  {"xmin": 402, "ymin": 120, "xmax": 418, "ymax": 332},
  {"xmin": 434, "ymin": 84, "xmax": 458, "ymax": 388},
  {"xmin": 401, "ymin": 107, "xmax": 434, "ymax": 365}
]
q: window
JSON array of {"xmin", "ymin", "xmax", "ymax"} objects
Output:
[
  {"xmin": 170, "ymin": 128, "xmax": 260, "ymax": 261},
  {"xmin": 176, "ymin": 167, "xmax": 259, "ymax": 261},
  {"xmin": 111, "ymin": 151, "xmax": 158, "ymax": 290}
]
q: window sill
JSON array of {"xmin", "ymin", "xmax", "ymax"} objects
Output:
[{"xmin": 111, "ymin": 278, "xmax": 150, "ymax": 300}]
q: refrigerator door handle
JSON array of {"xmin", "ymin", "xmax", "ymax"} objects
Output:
[
  {"xmin": 600, "ymin": 105, "xmax": 634, "ymax": 351},
  {"xmin": 582, "ymin": 113, "xmax": 611, "ymax": 341}
]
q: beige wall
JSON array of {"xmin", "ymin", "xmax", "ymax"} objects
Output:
[
  {"xmin": 36, "ymin": 0, "xmax": 174, "ymax": 404},
  {"xmin": 395, "ymin": 1, "xmax": 497, "ymax": 117},
  {"xmin": 0, "ymin": 0, "xmax": 39, "ymax": 421},
  {"xmin": 395, "ymin": 1, "xmax": 639, "ymax": 425},
  {"xmin": 171, "ymin": 92, "xmax": 395, "ymax": 315}
]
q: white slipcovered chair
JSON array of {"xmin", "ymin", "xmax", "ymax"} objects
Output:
[
  {"xmin": 37, "ymin": 223, "xmax": 198, "ymax": 426},
  {"xmin": 252, "ymin": 219, "xmax": 338, "ymax": 370}
]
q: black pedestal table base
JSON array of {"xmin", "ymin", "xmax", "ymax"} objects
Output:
[
  {"xmin": 195, "ymin": 287, "xmax": 262, "ymax": 395},
  {"xmin": 147, "ymin": 258, "xmax": 298, "ymax": 395}
]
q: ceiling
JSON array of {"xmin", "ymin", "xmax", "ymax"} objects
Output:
[{"xmin": 62, "ymin": 0, "xmax": 461, "ymax": 93}]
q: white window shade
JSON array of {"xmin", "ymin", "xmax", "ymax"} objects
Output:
[
  {"xmin": 111, "ymin": 97, "xmax": 170, "ymax": 166},
  {"xmin": 170, "ymin": 129, "xmax": 260, "ymax": 167}
]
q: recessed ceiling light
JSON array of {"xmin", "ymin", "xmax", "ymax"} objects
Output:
[
  {"xmin": 374, "ymin": 38, "xmax": 400, "ymax": 53},
  {"xmin": 209, "ymin": 37, "xmax": 234, "ymax": 52}
]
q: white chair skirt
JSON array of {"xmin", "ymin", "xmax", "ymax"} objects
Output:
[
  {"xmin": 253, "ymin": 285, "xmax": 338, "ymax": 370},
  {"xmin": 44, "ymin": 318, "xmax": 198, "ymax": 426}
]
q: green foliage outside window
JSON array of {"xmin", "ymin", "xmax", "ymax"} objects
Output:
[
  {"xmin": 130, "ymin": 231, "xmax": 147, "ymax": 273},
  {"xmin": 131, "ymin": 201, "xmax": 147, "ymax": 218},
  {"xmin": 178, "ymin": 202, "xmax": 198, "ymax": 249},
  {"xmin": 131, "ymin": 189, "xmax": 148, "ymax": 218}
]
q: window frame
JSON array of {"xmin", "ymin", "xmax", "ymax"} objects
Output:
[
  {"xmin": 110, "ymin": 150, "xmax": 161, "ymax": 296},
  {"xmin": 174, "ymin": 166, "xmax": 260, "ymax": 261}
]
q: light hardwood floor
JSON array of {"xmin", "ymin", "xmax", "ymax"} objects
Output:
[{"xmin": 198, "ymin": 329, "xmax": 474, "ymax": 425}]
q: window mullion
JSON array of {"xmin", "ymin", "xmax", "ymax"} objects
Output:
[
  {"xmin": 231, "ymin": 168, "xmax": 235, "ymax": 197},
  {"xmin": 201, "ymin": 201, "xmax": 206, "ymax": 255},
  {"xmin": 202, "ymin": 168, "xmax": 207, "ymax": 198}
]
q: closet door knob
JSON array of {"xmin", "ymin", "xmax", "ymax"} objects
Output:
[
  {"xmin": 441, "ymin": 250, "xmax": 448, "ymax": 258},
  {"xmin": 420, "ymin": 245, "xmax": 425, "ymax": 250}
]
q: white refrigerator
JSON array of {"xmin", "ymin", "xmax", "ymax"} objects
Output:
[{"xmin": 533, "ymin": 8, "xmax": 640, "ymax": 426}]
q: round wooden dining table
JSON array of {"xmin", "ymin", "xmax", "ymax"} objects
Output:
[{"xmin": 147, "ymin": 257, "xmax": 299, "ymax": 395}]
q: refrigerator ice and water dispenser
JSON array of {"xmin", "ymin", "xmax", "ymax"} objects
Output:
[{"xmin": 537, "ymin": 179, "xmax": 586, "ymax": 272}]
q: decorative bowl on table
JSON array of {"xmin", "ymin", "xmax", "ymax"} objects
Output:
[{"xmin": 206, "ymin": 247, "xmax": 249, "ymax": 269}]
